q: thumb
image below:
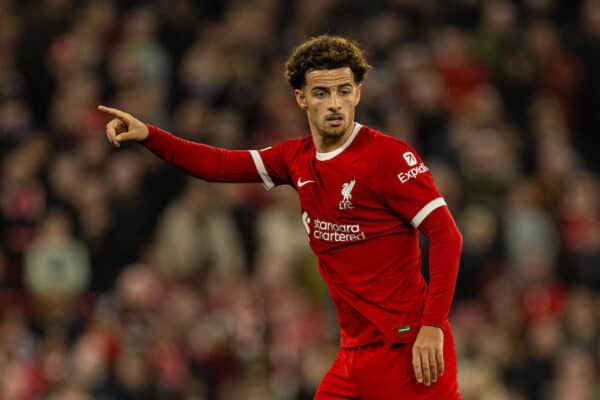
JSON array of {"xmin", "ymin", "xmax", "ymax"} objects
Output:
[{"xmin": 115, "ymin": 131, "xmax": 137, "ymax": 142}]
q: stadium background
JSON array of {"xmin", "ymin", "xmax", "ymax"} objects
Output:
[{"xmin": 1, "ymin": 0, "xmax": 599, "ymax": 398}]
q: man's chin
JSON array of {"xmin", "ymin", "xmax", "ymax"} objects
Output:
[{"xmin": 320, "ymin": 125, "xmax": 347, "ymax": 138}]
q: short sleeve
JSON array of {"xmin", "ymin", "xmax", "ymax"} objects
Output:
[
  {"xmin": 248, "ymin": 139, "xmax": 296, "ymax": 190},
  {"xmin": 378, "ymin": 141, "xmax": 446, "ymax": 228}
]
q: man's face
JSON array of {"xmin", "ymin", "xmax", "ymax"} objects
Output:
[{"xmin": 294, "ymin": 67, "xmax": 361, "ymax": 142}]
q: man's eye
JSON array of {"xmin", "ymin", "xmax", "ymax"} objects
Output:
[
  {"xmin": 340, "ymin": 88, "xmax": 351, "ymax": 96},
  {"xmin": 314, "ymin": 91, "xmax": 326, "ymax": 97}
]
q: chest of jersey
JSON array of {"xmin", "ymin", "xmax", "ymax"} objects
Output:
[{"xmin": 290, "ymin": 151, "xmax": 405, "ymax": 254}]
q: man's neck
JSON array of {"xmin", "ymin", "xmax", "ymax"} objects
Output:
[{"xmin": 312, "ymin": 121, "xmax": 356, "ymax": 153}]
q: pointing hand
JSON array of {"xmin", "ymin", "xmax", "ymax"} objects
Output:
[{"xmin": 98, "ymin": 105, "xmax": 149, "ymax": 147}]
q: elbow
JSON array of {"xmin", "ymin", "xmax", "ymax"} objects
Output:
[
  {"xmin": 438, "ymin": 219, "xmax": 462, "ymax": 253},
  {"xmin": 451, "ymin": 224, "xmax": 463, "ymax": 251}
]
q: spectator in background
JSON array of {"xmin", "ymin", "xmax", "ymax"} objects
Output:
[
  {"xmin": 154, "ymin": 179, "xmax": 246, "ymax": 277},
  {"xmin": 24, "ymin": 209, "xmax": 91, "ymax": 328}
]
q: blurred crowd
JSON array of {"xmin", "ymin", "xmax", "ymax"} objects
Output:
[{"xmin": 1, "ymin": 0, "xmax": 599, "ymax": 399}]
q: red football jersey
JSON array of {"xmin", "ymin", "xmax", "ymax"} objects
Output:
[
  {"xmin": 252, "ymin": 123, "xmax": 447, "ymax": 347},
  {"xmin": 143, "ymin": 123, "xmax": 452, "ymax": 348}
]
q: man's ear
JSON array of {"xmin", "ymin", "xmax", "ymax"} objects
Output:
[
  {"xmin": 354, "ymin": 84, "xmax": 362, "ymax": 106},
  {"xmin": 294, "ymin": 89, "xmax": 308, "ymax": 110}
]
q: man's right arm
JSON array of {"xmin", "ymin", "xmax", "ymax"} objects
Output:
[
  {"xmin": 98, "ymin": 105, "xmax": 289, "ymax": 188},
  {"xmin": 143, "ymin": 124, "xmax": 262, "ymax": 184}
]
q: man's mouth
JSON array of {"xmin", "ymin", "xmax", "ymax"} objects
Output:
[{"xmin": 326, "ymin": 115, "xmax": 344, "ymax": 127}]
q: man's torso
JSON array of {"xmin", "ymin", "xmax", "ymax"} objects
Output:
[{"xmin": 257, "ymin": 124, "xmax": 443, "ymax": 346}]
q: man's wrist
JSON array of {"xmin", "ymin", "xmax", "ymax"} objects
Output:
[
  {"xmin": 420, "ymin": 319, "xmax": 445, "ymax": 329},
  {"xmin": 143, "ymin": 123, "xmax": 157, "ymax": 142}
]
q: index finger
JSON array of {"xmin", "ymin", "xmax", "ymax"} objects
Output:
[{"xmin": 97, "ymin": 105, "xmax": 131, "ymax": 122}]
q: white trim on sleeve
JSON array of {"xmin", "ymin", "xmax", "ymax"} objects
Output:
[
  {"xmin": 249, "ymin": 150, "xmax": 275, "ymax": 191},
  {"xmin": 411, "ymin": 197, "xmax": 447, "ymax": 228}
]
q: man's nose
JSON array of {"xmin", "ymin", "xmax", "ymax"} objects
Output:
[{"xmin": 328, "ymin": 93, "xmax": 341, "ymax": 110}]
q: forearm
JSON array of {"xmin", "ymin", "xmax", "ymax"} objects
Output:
[
  {"xmin": 418, "ymin": 206, "xmax": 463, "ymax": 327},
  {"xmin": 142, "ymin": 124, "xmax": 262, "ymax": 183}
]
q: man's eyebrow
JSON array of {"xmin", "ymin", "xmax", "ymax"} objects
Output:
[{"xmin": 311, "ymin": 82, "xmax": 353, "ymax": 90}]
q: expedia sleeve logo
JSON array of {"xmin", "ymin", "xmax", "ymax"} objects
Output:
[
  {"xmin": 397, "ymin": 163, "xmax": 429, "ymax": 184},
  {"xmin": 403, "ymin": 151, "xmax": 418, "ymax": 166}
]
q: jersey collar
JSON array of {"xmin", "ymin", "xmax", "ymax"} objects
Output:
[{"xmin": 315, "ymin": 122, "xmax": 363, "ymax": 161}]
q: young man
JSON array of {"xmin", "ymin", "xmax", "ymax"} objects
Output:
[{"xmin": 99, "ymin": 35, "xmax": 462, "ymax": 399}]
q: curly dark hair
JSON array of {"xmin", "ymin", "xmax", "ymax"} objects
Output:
[{"xmin": 284, "ymin": 35, "xmax": 372, "ymax": 90}]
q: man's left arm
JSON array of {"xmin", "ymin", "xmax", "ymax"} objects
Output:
[
  {"xmin": 419, "ymin": 205, "xmax": 462, "ymax": 328},
  {"xmin": 412, "ymin": 205, "xmax": 462, "ymax": 387},
  {"xmin": 376, "ymin": 139, "xmax": 462, "ymax": 387},
  {"xmin": 412, "ymin": 206, "xmax": 462, "ymax": 386}
]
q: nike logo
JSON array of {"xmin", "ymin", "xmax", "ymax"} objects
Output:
[{"xmin": 297, "ymin": 178, "xmax": 315, "ymax": 187}]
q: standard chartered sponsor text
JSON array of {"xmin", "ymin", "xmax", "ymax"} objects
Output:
[{"xmin": 312, "ymin": 218, "xmax": 366, "ymax": 242}]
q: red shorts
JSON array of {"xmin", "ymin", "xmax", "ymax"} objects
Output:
[{"xmin": 315, "ymin": 321, "xmax": 460, "ymax": 400}]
